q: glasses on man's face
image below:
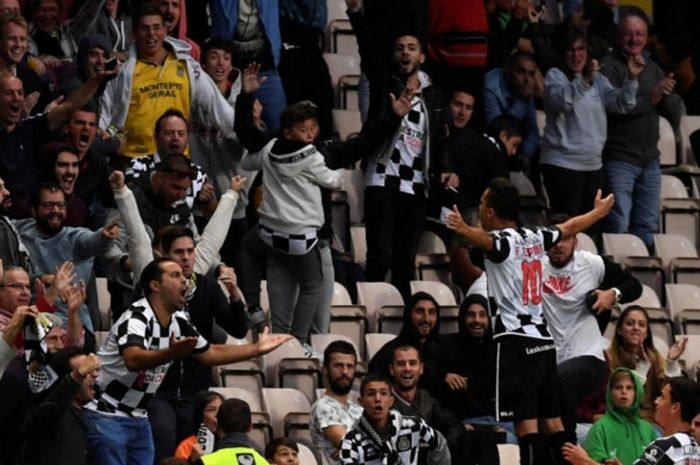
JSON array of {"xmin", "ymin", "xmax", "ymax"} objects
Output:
[
  {"xmin": 0, "ymin": 283, "xmax": 31, "ymax": 291},
  {"xmin": 39, "ymin": 201, "xmax": 67, "ymax": 210}
]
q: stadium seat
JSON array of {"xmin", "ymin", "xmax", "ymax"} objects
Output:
[
  {"xmin": 498, "ymin": 444, "xmax": 520, "ymax": 465},
  {"xmin": 95, "ymin": 277, "xmax": 111, "ymax": 330},
  {"xmin": 680, "ymin": 115, "xmax": 700, "ymax": 165},
  {"xmin": 602, "ymin": 233, "xmax": 665, "ymax": 302},
  {"xmin": 250, "ymin": 412, "xmax": 273, "ymax": 453},
  {"xmin": 622, "ymin": 284, "xmax": 662, "ymax": 309},
  {"xmin": 575, "ymin": 232, "xmax": 598, "ymax": 254},
  {"xmin": 409, "ymin": 280, "xmax": 457, "ymax": 306},
  {"xmin": 653, "ymin": 234, "xmax": 700, "ymax": 285},
  {"xmin": 376, "ymin": 305, "xmax": 405, "ymax": 334},
  {"xmin": 356, "ymin": 282, "xmax": 404, "ymax": 332},
  {"xmin": 644, "ymin": 307, "xmax": 675, "ymax": 346},
  {"xmin": 262, "ymin": 388, "xmax": 312, "ymax": 438},
  {"xmin": 417, "ymin": 231, "xmax": 447, "ymax": 255},
  {"xmin": 310, "ymin": 333, "xmax": 359, "ymax": 358},
  {"xmin": 212, "ymin": 386, "xmax": 263, "ymax": 412},
  {"xmin": 365, "ymin": 333, "xmax": 395, "ymax": 361},
  {"xmin": 660, "ymin": 198, "xmax": 700, "ymax": 251},
  {"xmin": 350, "ymin": 224, "xmax": 367, "ymax": 267},
  {"xmin": 332, "ymin": 282, "xmax": 352, "ymax": 305},
  {"xmin": 665, "ymin": 284, "xmax": 700, "ymax": 322},
  {"xmin": 330, "ymin": 305, "xmax": 368, "ymax": 359},
  {"xmin": 298, "ymin": 443, "xmax": 319, "ymax": 465},
  {"xmin": 217, "ymin": 358, "xmax": 266, "ymax": 401},
  {"xmin": 323, "ymin": 53, "xmax": 360, "ymax": 109},
  {"xmin": 332, "ymin": 109, "xmax": 361, "ymax": 141},
  {"xmin": 278, "ymin": 357, "xmax": 322, "ymax": 403},
  {"xmin": 658, "ymin": 116, "xmax": 677, "ymax": 167},
  {"xmin": 263, "ymin": 338, "xmax": 306, "ymax": 387},
  {"xmin": 678, "ymin": 309, "xmax": 700, "ymax": 335},
  {"xmin": 661, "ymin": 174, "xmax": 689, "ymax": 199},
  {"xmin": 676, "ymin": 334, "xmax": 700, "ymax": 381}
]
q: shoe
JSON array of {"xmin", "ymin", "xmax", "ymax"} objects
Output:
[{"xmin": 302, "ymin": 342, "xmax": 323, "ymax": 362}]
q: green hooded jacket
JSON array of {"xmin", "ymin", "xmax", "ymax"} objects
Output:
[{"xmin": 584, "ymin": 367, "xmax": 658, "ymax": 465}]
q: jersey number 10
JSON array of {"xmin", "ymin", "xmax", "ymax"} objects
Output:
[{"xmin": 521, "ymin": 260, "xmax": 543, "ymax": 305}]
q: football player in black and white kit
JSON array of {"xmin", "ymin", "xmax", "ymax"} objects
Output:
[
  {"xmin": 563, "ymin": 377, "xmax": 700, "ymax": 465},
  {"xmin": 543, "ymin": 213, "xmax": 642, "ymax": 441},
  {"xmin": 446, "ymin": 177, "xmax": 614, "ymax": 465}
]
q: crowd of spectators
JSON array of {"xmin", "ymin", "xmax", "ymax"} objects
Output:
[{"xmin": 1, "ymin": 0, "xmax": 700, "ymax": 464}]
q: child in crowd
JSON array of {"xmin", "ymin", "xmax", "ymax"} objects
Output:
[
  {"xmin": 265, "ymin": 438, "xmax": 300, "ymax": 465},
  {"xmin": 174, "ymin": 391, "xmax": 224, "ymax": 460}
]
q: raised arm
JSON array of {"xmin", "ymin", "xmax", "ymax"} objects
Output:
[
  {"xmin": 445, "ymin": 205, "xmax": 494, "ymax": 252},
  {"xmin": 556, "ymin": 189, "xmax": 614, "ymax": 240},
  {"xmin": 48, "ymin": 67, "xmax": 118, "ymax": 130}
]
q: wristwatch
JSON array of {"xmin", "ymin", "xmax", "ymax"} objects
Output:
[{"xmin": 611, "ymin": 287, "xmax": 622, "ymax": 304}]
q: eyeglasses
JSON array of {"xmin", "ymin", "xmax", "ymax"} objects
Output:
[
  {"xmin": 0, "ymin": 283, "xmax": 31, "ymax": 291},
  {"xmin": 39, "ymin": 201, "xmax": 67, "ymax": 209}
]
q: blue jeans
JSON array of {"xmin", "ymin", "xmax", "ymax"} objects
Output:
[
  {"xmin": 253, "ymin": 70, "xmax": 287, "ymax": 132},
  {"xmin": 602, "ymin": 159, "xmax": 661, "ymax": 250},
  {"xmin": 462, "ymin": 415, "xmax": 518, "ymax": 444},
  {"xmin": 84, "ymin": 409, "xmax": 154, "ymax": 465}
]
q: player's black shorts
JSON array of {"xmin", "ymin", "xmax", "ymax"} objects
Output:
[{"xmin": 495, "ymin": 335, "xmax": 560, "ymax": 422}]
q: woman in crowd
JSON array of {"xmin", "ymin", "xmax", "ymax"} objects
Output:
[
  {"xmin": 539, "ymin": 27, "xmax": 639, "ymax": 218},
  {"xmin": 607, "ymin": 306, "xmax": 687, "ymax": 418}
]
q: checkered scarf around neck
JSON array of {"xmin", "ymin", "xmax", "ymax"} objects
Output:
[
  {"xmin": 24, "ymin": 313, "xmax": 59, "ymax": 393},
  {"xmin": 359, "ymin": 413, "xmax": 404, "ymax": 465},
  {"xmin": 186, "ymin": 272, "xmax": 198, "ymax": 301}
]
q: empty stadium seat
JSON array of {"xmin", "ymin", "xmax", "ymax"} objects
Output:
[
  {"xmin": 262, "ymin": 387, "xmax": 312, "ymax": 438},
  {"xmin": 350, "ymin": 224, "xmax": 367, "ymax": 267},
  {"xmin": 376, "ymin": 305, "xmax": 405, "ymax": 334},
  {"xmin": 332, "ymin": 282, "xmax": 353, "ymax": 305},
  {"xmin": 680, "ymin": 115, "xmax": 700, "ymax": 165},
  {"xmin": 661, "ymin": 174, "xmax": 689, "ymax": 199},
  {"xmin": 278, "ymin": 358, "xmax": 322, "ymax": 403},
  {"xmin": 665, "ymin": 284, "xmax": 700, "ymax": 321},
  {"xmin": 356, "ymin": 282, "xmax": 404, "ymax": 332},
  {"xmin": 250, "ymin": 412, "xmax": 273, "ymax": 452},
  {"xmin": 676, "ymin": 334, "xmax": 700, "ymax": 381},
  {"xmin": 658, "ymin": 116, "xmax": 677, "ymax": 167},
  {"xmin": 602, "ymin": 233, "xmax": 665, "ymax": 302},
  {"xmin": 417, "ymin": 231, "xmax": 447, "ymax": 255},
  {"xmin": 330, "ymin": 305, "xmax": 368, "ymax": 359},
  {"xmin": 653, "ymin": 234, "xmax": 700, "ymax": 285},
  {"xmin": 217, "ymin": 358, "xmax": 265, "ymax": 400},
  {"xmin": 622, "ymin": 284, "xmax": 662, "ymax": 309},
  {"xmin": 323, "ymin": 53, "xmax": 360, "ymax": 109},
  {"xmin": 679, "ymin": 309, "xmax": 700, "ymax": 335},
  {"xmin": 263, "ymin": 338, "xmax": 306, "ymax": 387},
  {"xmin": 498, "ymin": 444, "xmax": 520, "ymax": 465},
  {"xmin": 332, "ymin": 109, "xmax": 361, "ymax": 141}
]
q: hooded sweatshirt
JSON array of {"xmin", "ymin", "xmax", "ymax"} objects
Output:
[
  {"xmin": 368, "ymin": 292, "xmax": 442, "ymax": 391},
  {"xmin": 426, "ymin": 294, "xmax": 497, "ymax": 418},
  {"xmin": 584, "ymin": 367, "xmax": 658, "ymax": 465}
]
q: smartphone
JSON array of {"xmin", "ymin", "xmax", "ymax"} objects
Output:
[{"xmin": 105, "ymin": 57, "xmax": 118, "ymax": 72}]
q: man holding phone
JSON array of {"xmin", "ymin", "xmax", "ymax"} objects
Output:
[{"xmin": 345, "ymin": 0, "xmax": 456, "ymax": 301}]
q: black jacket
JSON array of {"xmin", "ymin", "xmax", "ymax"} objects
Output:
[
  {"xmin": 18, "ymin": 374, "xmax": 87, "ymax": 465},
  {"xmin": 155, "ymin": 273, "xmax": 248, "ymax": 402}
]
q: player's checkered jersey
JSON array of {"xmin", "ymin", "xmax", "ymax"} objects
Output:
[
  {"xmin": 633, "ymin": 432, "xmax": 700, "ymax": 465},
  {"xmin": 366, "ymin": 98, "xmax": 427, "ymax": 196},
  {"xmin": 542, "ymin": 250, "xmax": 608, "ymax": 363},
  {"xmin": 485, "ymin": 226, "xmax": 561, "ymax": 340},
  {"xmin": 340, "ymin": 410, "xmax": 439, "ymax": 465},
  {"xmin": 125, "ymin": 152, "xmax": 207, "ymax": 209},
  {"xmin": 85, "ymin": 297, "xmax": 209, "ymax": 417}
]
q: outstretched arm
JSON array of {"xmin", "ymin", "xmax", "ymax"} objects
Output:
[
  {"xmin": 556, "ymin": 189, "xmax": 614, "ymax": 240},
  {"xmin": 194, "ymin": 327, "xmax": 293, "ymax": 366}
]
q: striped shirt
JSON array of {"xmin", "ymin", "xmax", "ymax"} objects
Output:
[{"xmin": 633, "ymin": 432, "xmax": 700, "ymax": 465}]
